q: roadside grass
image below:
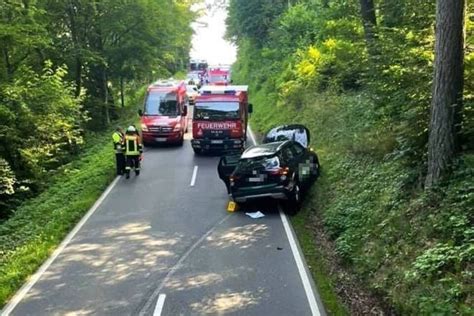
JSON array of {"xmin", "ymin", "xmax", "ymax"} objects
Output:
[{"xmin": 0, "ymin": 91, "xmax": 143, "ymax": 307}]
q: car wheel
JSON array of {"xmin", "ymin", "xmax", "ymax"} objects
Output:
[
  {"xmin": 283, "ymin": 181, "xmax": 301, "ymax": 216},
  {"xmin": 178, "ymin": 136, "xmax": 184, "ymax": 146},
  {"xmin": 193, "ymin": 147, "xmax": 202, "ymax": 155}
]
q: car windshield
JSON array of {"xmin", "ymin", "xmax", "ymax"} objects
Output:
[
  {"xmin": 236, "ymin": 156, "xmax": 280, "ymax": 173},
  {"xmin": 144, "ymin": 92, "xmax": 179, "ymax": 116},
  {"xmin": 194, "ymin": 102, "xmax": 239, "ymax": 120}
]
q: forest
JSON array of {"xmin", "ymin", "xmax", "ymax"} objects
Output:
[
  {"xmin": 227, "ymin": 0, "xmax": 473, "ymax": 314},
  {"xmin": 0, "ymin": 0, "xmax": 194, "ymax": 218}
]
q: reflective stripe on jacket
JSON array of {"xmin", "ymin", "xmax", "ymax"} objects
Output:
[
  {"xmin": 125, "ymin": 135, "xmax": 142, "ymax": 156},
  {"xmin": 112, "ymin": 132, "xmax": 124, "ymax": 153}
]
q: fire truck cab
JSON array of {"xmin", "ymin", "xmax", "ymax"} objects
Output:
[
  {"xmin": 139, "ymin": 80, "xmax": 188, "ymax": 146},
  {"xmin": 207, "ymin": 68, "xmax": 230, "ymax": 86},
  {"xmin": 191, "ymin": 85, "xmax": 253, "ymax": 154}
]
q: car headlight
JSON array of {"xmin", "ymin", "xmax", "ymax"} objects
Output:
[
  {"xmin": 173, "ymin": 124, "xmax": 181, "ymax": 132},
  {"xmin": 141, "ymin": 124, "xmax": 149, "ymax": 132}
]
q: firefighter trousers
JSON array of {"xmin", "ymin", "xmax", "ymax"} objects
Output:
[
  {"xmin": 126, "ymin": 155, "xmax": 140, "ymax": 176},
  {"xmin": 115, "ymin": 153, "xmax": 126, "ymax": 175}
]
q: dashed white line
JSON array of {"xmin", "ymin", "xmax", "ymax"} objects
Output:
[
  {"xmin": 153, "ymin": 294, "xmax": 166, "ymax": 316},
  {"xmin": 1, "ymin": 176, "xmax": 121, "ymax": 316},
  {"xmin": 138, "ymin": 215, "xmax": 231, "ymax": 316},
  {"xmin": 190, "ymin": 165, "xmax": 198, "ymax": 186}
]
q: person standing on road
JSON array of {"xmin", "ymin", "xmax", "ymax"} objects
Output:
[
  {"xmin": 112, "ymin": 127, "xmax": 126, "ymax": 176},
  {"xmin": 124, "ymin": 125, "xmax": 143, "ymax": 179}
]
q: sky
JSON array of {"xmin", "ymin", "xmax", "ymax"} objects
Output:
[{"xmin": 190, "ymin": 1, "xmax": 237, "ymax": 65}]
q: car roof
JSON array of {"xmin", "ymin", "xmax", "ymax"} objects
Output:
[{"xmin": 241, "ymin": 141, "xmax": 287, "ymax": 159}]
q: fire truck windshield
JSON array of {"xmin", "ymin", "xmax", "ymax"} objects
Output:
[
  {"xmin": 194, "ymin": 102, "xmax": 240, "ymax": 120},
  {"xmin": 145, "ymin": 92, "xmax": 179, "ymax": 116},
  {"xmin": 209, "ymin": 75, "xmax": 227, "ymax": 83},
  {"xmin": 190, "ymin": 63, "xmax": 208, "ymax": 71}
]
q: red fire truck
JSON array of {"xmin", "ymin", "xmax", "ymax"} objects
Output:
[
  {"xmin": 139, "ymin": 80, "xmax": 188, "ymax": 146},
  {"xmin": 206, "ymin": 68, "xmax": 230, "ymax": 85},
  {"xmin": 191, "ymin": 85, "xmax": 253, "ymax": 154}
]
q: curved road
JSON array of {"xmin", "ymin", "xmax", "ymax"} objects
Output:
[{"xmin": 2, "ymin": 112, "xmax": 325, "ymax": 316}]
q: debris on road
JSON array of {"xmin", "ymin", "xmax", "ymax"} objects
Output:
[{"xmin": 245, "ymin": 211, "xmax": 265, "ymax": 219}]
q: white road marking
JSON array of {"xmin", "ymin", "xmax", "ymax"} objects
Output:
[
  {"xmin": 139, "ymin": 215, "xmax": 231, "ymax": 316},
  {"xmin": 279, "ymin": 205, "xmax": 322, "ymax": 316},
  {"xmin": 1, "ymin": 176, "xmax": 121, "ymax": 316},
  {"xmin": 248, "ymin": 125, "xmax": 324, "ymax": 316},
  {"xmin": 153, "ymin": 294, "xmax": 166, "ymax": 316},
  {"xmin": 190, "ymin": 165, "xmax": 198, "ymax": 186}
]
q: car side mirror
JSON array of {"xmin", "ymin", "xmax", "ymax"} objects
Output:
[
  {"xmin": 138, "ymin": 109, "xmax": 143, "ymax": 116},
  {"xmin": 182, "ymin": 106, "xmax": 188, "ymax": 116},
  {"xmin": 248, "ymin": 103, "xmax": 253, "ymax": 114}
]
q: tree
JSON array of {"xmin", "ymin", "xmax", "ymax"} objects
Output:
[
  {"xmin": 359, "ymin": 0, "xmax": 377, "ymax": 55},
  {"xmin": 425, "ymin": 0, "xmax": 465, "ymax": 188}
]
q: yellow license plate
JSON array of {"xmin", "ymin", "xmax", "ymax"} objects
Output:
[{"xmin": 227, "ymin": 201, "xmax": 238, "ymax": 212}]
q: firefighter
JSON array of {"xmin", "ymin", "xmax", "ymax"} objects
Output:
[
  {"xmin": 124, "ymin": 125, "xmax": 143, "ymax": 179},
  {"xmin": 112, "ymin": 127, "xmax": 125, "ymax": 175}
]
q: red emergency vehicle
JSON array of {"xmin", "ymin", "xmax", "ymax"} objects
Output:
[
  {"xmin": 191, "ymin": 85, "xmax": 253, "ymax": 154},
  {"xmin": 207, "ymin": 68, "xmax": 230, "ymax": 85},
  {"xmin": 139, "ymin": 80, "xmax": 188, "ymax": 146}
]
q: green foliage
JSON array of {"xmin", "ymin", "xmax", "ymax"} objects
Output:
[
  {"xmin": 0, "ymin": 0, "xmax": 195, "ymax": 219},
  {"xmin": 230, "ymin": 0, "xmax": 474, "ymax": 313},
  {"xmin": 0, "ymin": 63, "xmax": 84, "ymax": 216},
  {"xmin": 226, "ymin": 0, "xmax": 287, "ymax": 44}
]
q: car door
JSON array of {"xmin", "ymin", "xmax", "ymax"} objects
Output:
[
  {"xmin": 280, "ymin": 144, "xmax": 299, "ymax": 181},
  {"xmin": 290, "ymin": 141, "xmax": 318, "ymax": 185}
]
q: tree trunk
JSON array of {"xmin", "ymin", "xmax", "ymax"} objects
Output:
[
  {"xmin": 425, "ymin": 0, "xmax": 465, "ymax": 188},
  {"xmin": 3, "ymin": 46, "xmax": 13, "ymax": 79},
  {"xmin": 74, "ymin": 57, "xmax": 82, "ymax": 97},
  {"xmin": 120, "ymin": 76, "xmax": 125, "ymax": 108},
  {"xmin": 104, "ymin": 70, "xmax": 110, "ymax": 125},
  {"xmin": 359, "ymin": 0, "xmax": 377, "ymax": 54}
]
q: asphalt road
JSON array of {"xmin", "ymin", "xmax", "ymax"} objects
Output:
[{"xmin": 3, "ymin": 111, "xmax": 325, "ymax": 316}]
